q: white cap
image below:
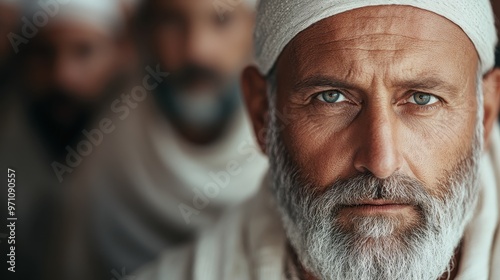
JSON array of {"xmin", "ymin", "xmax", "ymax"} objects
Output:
[{"xmin": 255, "ymin": 0, "xmax": 498, "ymax": 75}]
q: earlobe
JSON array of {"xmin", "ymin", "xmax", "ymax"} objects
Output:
[
  {"xmin": 482, "ymin": 68, "xmax": 500, "ymax": 149},
  {"xmin": 241, "ymin": 66, "xmax": 270, "ymax": 154}
]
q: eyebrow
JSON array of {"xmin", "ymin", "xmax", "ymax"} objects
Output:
[
  {"xmin": 393, "ymin": 77, "xmax": 461, "ymax": 95},
  {"xmin": 292, "ymin": 75, "xmax": 360, "ymax": 93},
  {"xmin": 292, "ymin": 74, "xmax": 462, "ymax": 96}
]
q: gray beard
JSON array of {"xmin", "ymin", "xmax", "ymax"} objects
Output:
[{"xmin": 266, "ymin": 104, "xmax": 483, "ymax": 280}]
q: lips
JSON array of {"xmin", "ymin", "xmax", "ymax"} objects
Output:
[
  {"xmin": 354, "ymin": 199, "xmax": 410, "ymax": 206},
  {"xmin": 342, "ymin": 200, "xmax": 413, "ymax": 214}
]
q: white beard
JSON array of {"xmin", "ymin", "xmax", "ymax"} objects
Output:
[{"xmin": 266, "ymin": 94, "xmax": 483, "ymax": 280}]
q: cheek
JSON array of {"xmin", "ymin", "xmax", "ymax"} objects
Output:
[
  {"xmin": 79, "ymin": 53, "xmax": 116, "ymax": 96},
  {"xmin": 281, "ymin": 106, "xmax": 359, "ymax": 188},
  {"xmin": 154, "ymin": 34, "xmax": 183, "ymax": 69},
  {"xmin": 400, "ymin": 108, "xmax": 477, "ymax": 194}
]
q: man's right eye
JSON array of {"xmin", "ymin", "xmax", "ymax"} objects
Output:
[{"xmin": 316, "ymin": 90, "xmax": 347, "ymax": 104}]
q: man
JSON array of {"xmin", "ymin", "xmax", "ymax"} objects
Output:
[
  {"xmin": 18, "ymin": 0, "xmax": 127, "ymax": 158},
  {"xmin": 139, "ymin": 0, "xmax": 258, "ymax": 144},
  {"xmin": 0, "ymin": 1, "xmax": 127, "ymax": 279},
  {"xmin": 136, "ymin": 0, "xmax": 500, "ymax": 279},
  {"xmin": 60, "ymin": 0, "xmax": 267, "ymax": 279}
]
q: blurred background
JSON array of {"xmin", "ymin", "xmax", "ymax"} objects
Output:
[{"xmin": 0, "ymin": 0, "xmax": 498, "ymax": 280}]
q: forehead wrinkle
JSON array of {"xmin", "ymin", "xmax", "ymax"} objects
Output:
[
  {"xmin": 293, "ymin": 30, "xmax": 457, "ymax": 59},
  {"xmin": 286, "ymin": 5, "xmax": 476, "ymax": 59},
  {"xmin": 279, "ymin": 6, "xmax": 479, "ymax": 101}
]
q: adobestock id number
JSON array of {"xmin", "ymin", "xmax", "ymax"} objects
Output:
[{"xmin": 7, "ymin": 168, "xmax": 17, "ymax": 273}]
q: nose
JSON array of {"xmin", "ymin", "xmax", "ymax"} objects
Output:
[
  {"xmin": 185, "ymin": 24, "xmax": 217, "ymax": 65},
  {"xmin": 353, "ymin": 104, "xmax": 404, "ymax": 179}
]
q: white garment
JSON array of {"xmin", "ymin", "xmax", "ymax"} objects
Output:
[
  {"xmin": 135, "ymin": 125, "xmax": 500, "ymax": 280},
  {"xmin": 254, "ymin": 0, "xmax": 497, "ymax": 75},
  {"xmin": 63, "ymin": 100, "xmax": 268, "ymax": 280}
]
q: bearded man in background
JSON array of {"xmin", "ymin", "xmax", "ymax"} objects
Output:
[{"xmin": 60, "ymin": 0, "xmax": 267, "ymax": 280}]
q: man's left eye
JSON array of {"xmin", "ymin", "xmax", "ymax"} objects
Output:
[{"xmin": 407, "ymin": 93, "xmax": 439, "ymax": 106}]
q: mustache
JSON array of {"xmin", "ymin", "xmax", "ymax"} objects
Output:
[
  {"xmin": 318, "ymin": 173, "xmax": 432, "ymax": 208},
  {"xmin": 281, "ymin": 172, "xmax": 439, "ymax": 222},
  {"xmin": 168, "ymin": 64, "xmax": 224, "ymax": 87}
]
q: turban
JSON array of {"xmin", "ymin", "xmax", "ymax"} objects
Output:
[{"xmin": 255, "ymin": 0, "xmax": 498, "ymax": 75}]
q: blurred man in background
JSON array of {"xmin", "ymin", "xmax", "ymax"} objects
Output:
[
  {"xmin": 61, "ymin": 0, "xmax": 267, "ymax": 279},
  {"xmin": 141, "ymin": 0, "xmax": 257, "ymax": 144},
  {"xmin": 19, "ymin": 0, "xmax": 127, "ymax": 158},
  {"xmin": 0, "ymin": 1, "xmax": 128, "ymax": 279}
]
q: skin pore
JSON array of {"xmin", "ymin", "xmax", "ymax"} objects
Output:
[{"xmin": 243, "ymin": 5, "xmax": 500, "ymax": 280}]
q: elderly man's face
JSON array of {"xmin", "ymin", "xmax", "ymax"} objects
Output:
[
  {"xmin": 276, "ymin": 6, "xmax": 479, "ymax": 193},
  {"xmin": 243, "ymin": 5, "xmax": 500, "ymax": 280}
]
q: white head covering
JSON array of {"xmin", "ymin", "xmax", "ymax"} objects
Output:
[
  {"xmin": 25, "ymin": 0, "xmax": 124, "ymax": 34},
  {"xmin": 255, "ymin": 0, "xmax": 498, "ymax": 75}
]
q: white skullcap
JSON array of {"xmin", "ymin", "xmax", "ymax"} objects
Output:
[
  {"xmin": 25, "ymin": 0, "xmax": 124, "ymax": 34},
  {"xmin": 255, "ymin": 0, "xmax": 498, "ymax": 75}
]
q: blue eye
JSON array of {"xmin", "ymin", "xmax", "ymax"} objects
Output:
[
  {"xmin": 316, "ymin": 90, "xmax": 347, "ymax": 103},
  {"xmin": 408, "ymin": 93, "xmax": 439, "ymax": 106}
]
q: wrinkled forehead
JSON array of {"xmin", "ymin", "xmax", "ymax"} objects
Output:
[
  {"xmin": 277, "ymin": 6, "xmax": 479, "ymax": 84},
  {"xmin": 290, "ymin": 6, "xmax": 474, "ymax": 47}
]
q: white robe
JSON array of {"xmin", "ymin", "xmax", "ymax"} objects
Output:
[
  {"xmin": 62, "ymin": 99, "xmax": 268, "ymax": 279},
  {"xmin": 135, "ymin": 125, "xmax": 500, "ymax": 280}
]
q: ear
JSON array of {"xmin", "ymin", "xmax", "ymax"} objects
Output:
[
  {"xmin": 241, "ymin": 66, "xmax": 269, "ymax": 154},
  {"xmin": 482, "ymin": 68, "xmax": 500, "ymax": 148}
]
